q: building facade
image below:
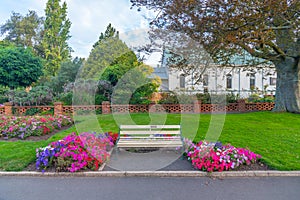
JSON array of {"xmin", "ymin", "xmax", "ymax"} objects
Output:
[{"xmin": 152, "ymin": 53, "xmax": 277, "ymax": 98}]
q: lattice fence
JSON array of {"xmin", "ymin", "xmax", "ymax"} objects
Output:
[
  {"xmin": 111, "ymin": 104, "xmax": 195, "ymax": 113},
  {"xmin": 111, "ymin": 105, "xmax": 148, "ymax": 113},
  {"xmin": 13, "ymin": 106, "xmax": 54, "ymax": 115},
  {"xmin": 226, "ymin": 103, "xmax": 239, "ymax": 112},
  {"xmin": 163, "ymin": 104, "xmax": 194, "ymax": 113},
  {"xmin": 256, "ymin": 103, "xmax": 275, "ymax": 111},
  {"xmin": 201, "ymin": 104, "xmax": 212, "ymax": 112},
  {"xmin": 0, "ymin": 102, "xmax": 275, "ymax": 116},
  {"xmin": 63, "ymin": 105, "xmax": 102, "ymax": 114},
  {"xmin": 245, "ymin": 103, "xmax": 259, "ymax": 111}
]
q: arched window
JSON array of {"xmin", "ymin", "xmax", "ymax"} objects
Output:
[
  {"xmin": 250, "ymin": 74, "xmax": 255, "ymax": 89},
  {"xmin": 179, "ymin": 74, "xmax": 185, "ymax": 88},
  {"xmin": 226, "ymin": 74, "xmax": 232, "ymax": 89},
  {"xmin": 203, "ymin": 74, "xmax": 208, "ymax": 86}
]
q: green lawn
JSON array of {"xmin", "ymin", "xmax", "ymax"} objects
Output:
[
  {"xmin": 1, "ymin": 112, "xmax": 299, "ymax": 171},
  {"xmin": 0, "ymin": 126, "xmax": 77, "ymax": 171}
]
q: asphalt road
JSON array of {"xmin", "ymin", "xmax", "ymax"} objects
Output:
[{"xmin": 0, "ymin": 176, "xmax": 299, "ymax": 200}]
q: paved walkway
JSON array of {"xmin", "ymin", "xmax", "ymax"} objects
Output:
[
  {"xmin": 1, "ymin": 147, "xmax": 300, "ymax": 178},
  {"xmin": 104, "ymin": 148, "xmax": 195, "ymax": 171},
  {"xmin": 1, "ymin": 176, "xmax": 300, "ymax": 200}
]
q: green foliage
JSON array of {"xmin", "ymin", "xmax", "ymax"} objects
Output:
[
  {"xmin": 7, "ymin": 86, "xmax": 53, "ymax": 106},
  {"xmin": 93, "ymin": 23, "xmax": 119, "ymax": 48},
  {"xmin": 247, "ymin": 94, "xmax": 275, "ymax": 103},
  {"xmin": 95, "ymin": 94, "xmax": 109, "ymax": 105},
  {"xmin": 111, "ymin": 66, "xmax": 159, "ymax": 104},
  {"xmin": 97, "ymin": 80, "xmax": 113, "ymax": 101},
  {"xmin": 0, "ymin": 46, "xmax": 43, "ymax": 89},
  {"xmin": 158, "ymin": 92, "xmax": 240, "ymax": 104},
  {"xmin": 0, "ymin": 96, "xmax": 8, "ymax": 104},
  {"xmin": 129, "ymin": 83, "xmax": 157, "ymax": 105},
  {"xmin": 48, "ymin": 57, "xmax": 83, "ymax": 94},
  {"xmin": 158, "ymin": 92, "xmax": 179, "ymax": 104},
  {"xmin": 55, "ymin": 92, "xmax": 73, "ymax": 105},
  {"xmin": 158, "ymin": 92, "xmax": 195, "ymax": 104},
  {"xmin": 0, "ymin": 86, "xmax": 9, "ymax": 104},
  {"xmin": 40, "ymin": 108, "xmax": 54, "ymax": 115},
  {"xmin": 25, "ymin": 108, "xmax": 41, "ymax": 116},
  {"xmin": 247, "ymin": 94, "xmax": 260, "ymax": 103},
  {"xmin": 42, "ymin": 0, "xmax": 71, "ymax": 76},
  {"xmin": 79, "ymin": 24, "xmax": 159, "ymax": 104},
  {"xmin": 82, "ymin": 23, "xmax": 134, "ymax": 79},
  {"xmin": 29, "ymin": 86, "xmax": 53, "ymax": 105},
  {"xmin": 131, "ymin": 0, "xmax": 300, "ymax": 113},
  {"xmin": 196, "ymin": 93, "xmax": 211, "ymax": 104},
  {"xmin": 0, "ymin": 11, "xmax": 44, "ymax": 56},
  {"xmin": 101, "ymin": 51, "xmax": 139, "ymax": 86},
  {"xmin": 56, "ymin": 80, "xmax": 111, "ymax": 105},
  {"xmin": 226, "ymin": 92, "xmax": 240, "ymax": 103}
]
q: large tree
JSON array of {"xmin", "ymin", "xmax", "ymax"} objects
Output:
[
  {"xmin": 78, "ymin": 24, "xmax": 160, "ymax": 104},
  {"xmin": 0, "ymin": 45, "xmax": 43, "ymax": 89},
  {"xmin": 42, "ymin": 0, "xmax": 72, "ymax": 76},
  {"xmin": 131, "ymin": 0, "xmax": 300, "ymax": 113},
  {"xmin": 81, "ymin": 24, "xmax": 133, "ymax": 79},
  {"xmin": 0, "ymin": 10, "xmax": 44, "ymax": 56},
  {"xmin": 48, "ymin": 57, "xmax": 84, "ymax": 93},
  {"xmin": 92, "ymin": 23, "xmax": 119, "ymax": 48}
]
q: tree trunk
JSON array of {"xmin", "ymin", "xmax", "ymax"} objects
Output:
[{"xmin": 273, "ymin": 57, "xmax": 300, "ymax": 113}]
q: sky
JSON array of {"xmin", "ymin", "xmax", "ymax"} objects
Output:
[{"xmin": 0, "ymin": 0, "xmax": 161, "ymax": 66}]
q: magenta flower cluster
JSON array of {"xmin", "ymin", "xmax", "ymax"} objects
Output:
[
  {"xmin": 0, "ymin": 115, "xmax": 73, "ymax": 139},
  {"xmin": 184, "ymin": 138, "xmax": 261, "ymax": 172},
  {"xmin": 36, "ymin": 132, "xmax": 117, "ymax": 172}
]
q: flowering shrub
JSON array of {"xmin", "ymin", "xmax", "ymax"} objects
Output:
[
  {"xmin": 184, "ymin": 138, "xmax": 261, "ymax": 172},
  {"xmin": 36, "ymin": 141, "xmax": 64, "ymax": 171},
  {"xmin": 36, "ymin": 132, "xmax": 116, "ymax": 172},
  {"xmin": 0, "ymin": 115, "xmax": 73, "ymax": 139},
  {"xmin": 104, "ymin": 132, "xmax": 118, "ymax": 144}
]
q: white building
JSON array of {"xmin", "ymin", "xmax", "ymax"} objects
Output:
[{"xmin": 152, "ymin": 51, "xmax": 277, "ymax": 98}]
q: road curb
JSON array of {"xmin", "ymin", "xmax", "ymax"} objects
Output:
[{"xmin": 1, "ymin": 171, "xmax": 300, "ymax": 177}]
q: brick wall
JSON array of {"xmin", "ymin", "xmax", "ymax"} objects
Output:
[{"xmin": 0, "ymin": 101, "xmax": 275, "ymax": 116}]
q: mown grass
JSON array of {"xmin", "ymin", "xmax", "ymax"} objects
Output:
[
  {"xmin": 0, "ymin": 126, "xmax": 76, "ymax": 171},
  {"xmin": 0, "ymin": 111, "xmax": 299, "ymax": 171}
]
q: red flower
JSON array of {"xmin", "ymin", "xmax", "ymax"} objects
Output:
[
  {"xmin": 40, "ymin": 118, "xmax": 47, "ymax": 123},
  {"xmin": 42, "ymin": 126, "xmax": 50, "ymax": 134}
]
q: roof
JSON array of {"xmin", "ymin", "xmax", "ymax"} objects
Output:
[{"xmin": 151, "ymin": 67, "xmax": 169, "ymax": 80}]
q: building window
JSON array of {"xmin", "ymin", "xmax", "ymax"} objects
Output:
[
  {"xmin": 203, "ymin": 74, "xmax": 208, "ymax": 86},
  {"xmin": 179, "ymin": 74, "xmax": 185, "ymax": 88},
  {"xmin": 250, "ymin": 74, "xmax": 255, "ymax": 89},
  {"xmin": 226, "ymin": 74, "xmax": 232, "ymax": 89},
  {"xmin": 270, "ymin": 77, "xmax": 276, "ymax": 86}
]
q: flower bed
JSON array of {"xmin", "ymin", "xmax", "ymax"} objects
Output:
[
  {"xmin": 36, "ymin": 132, "xmax": 118, "ymax": 172},
  {"xmin": 0, "ymin": 115, "xmax": 73, "ymax": 139},
  {"xmin": 184, "ymin": 139, "xmax": 261, "ymax": 172}
]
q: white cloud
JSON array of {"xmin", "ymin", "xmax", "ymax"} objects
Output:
[{"xmin": 0, "ymin": 0, "xmax": 158, "ymax": 62}]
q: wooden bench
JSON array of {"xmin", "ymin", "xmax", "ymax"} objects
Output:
[{"xmin": 117, "ymin": 125, "xmax": 183, "ymax": 148}]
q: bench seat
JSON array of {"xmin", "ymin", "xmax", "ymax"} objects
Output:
[{"xmin": 117, "ymin": 125, "xmax": 183, "ymax": 148}]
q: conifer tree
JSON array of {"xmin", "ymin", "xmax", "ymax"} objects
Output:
[{"xmin": 42, "ymin": 0, "xmax": 71, "ymax": 76}]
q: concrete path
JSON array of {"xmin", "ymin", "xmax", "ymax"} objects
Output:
[
  {"xmin": 0, "ymin": 176, "xmax": 299, "ymax": 200},
  {"xmin": 104, "ymin": 148, "xmax": 194, "ymax": 171}
]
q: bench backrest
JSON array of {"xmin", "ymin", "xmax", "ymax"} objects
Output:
[{"xmin": 119, "ymin": 125, "xmax": 181, "ymax": 137}]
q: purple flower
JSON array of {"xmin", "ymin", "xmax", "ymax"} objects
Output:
[{"xmin": 214, "ymin": 142, "xmax": 222, "ymax": 149}]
